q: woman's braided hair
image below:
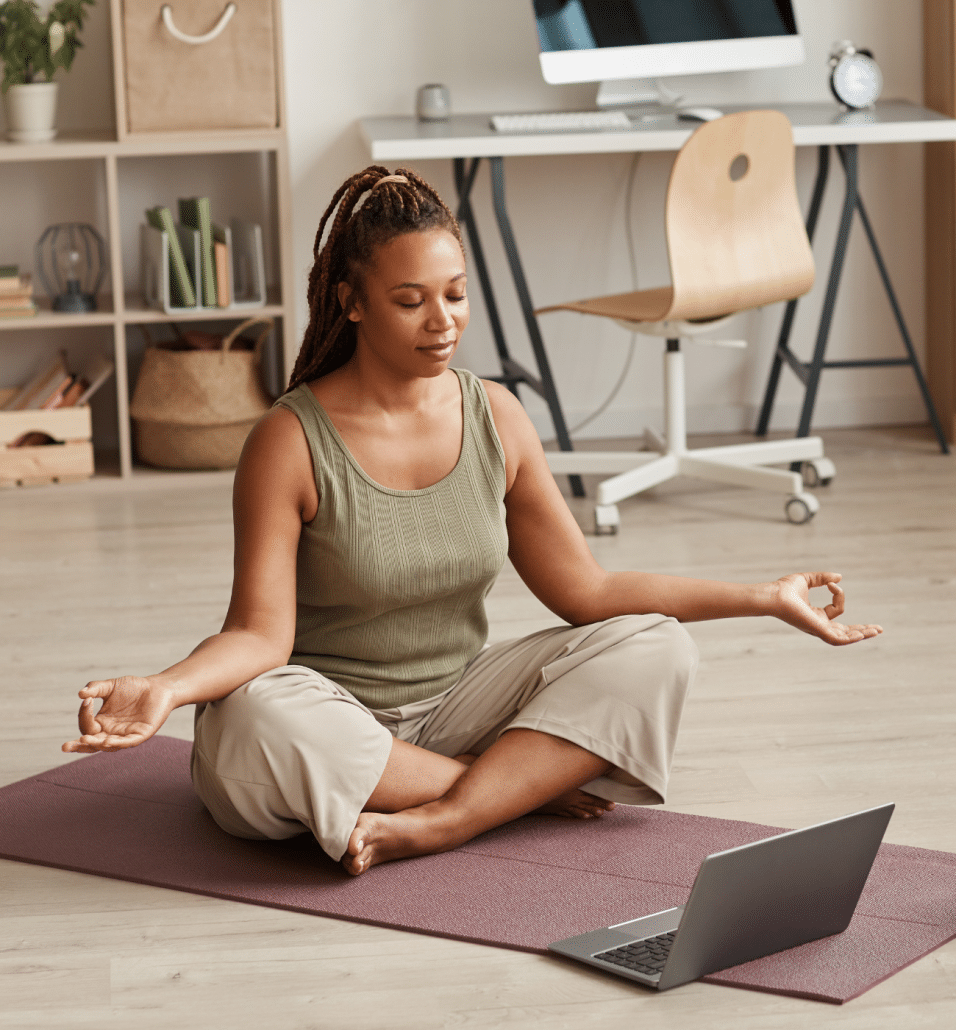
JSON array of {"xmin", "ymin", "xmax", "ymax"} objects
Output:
[{"xmin": 287, "ymin": 165, "xmax": 465, "ymax": 390}]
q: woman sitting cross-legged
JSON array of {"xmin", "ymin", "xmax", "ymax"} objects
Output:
[{"xmin": 63, "ymin": 166, "xmax": 882, "ymax": 876}]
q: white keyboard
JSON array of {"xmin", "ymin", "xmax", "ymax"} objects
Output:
[{"xmin": 490, "ymin": 110, "xmax": 632, "ymax": 134}]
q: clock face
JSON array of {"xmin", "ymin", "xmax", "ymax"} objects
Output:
[{"xmin": 832, "ymin": 53, "xmax": 882, "ymax": 109}]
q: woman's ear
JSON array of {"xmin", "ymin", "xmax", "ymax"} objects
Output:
[{"xmin": 337, "ymin": 281, "xmax": 362, "ymax": 322}]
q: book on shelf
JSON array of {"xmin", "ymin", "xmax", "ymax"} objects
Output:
[
  {"xmin": 145, "ymin": 206, "xmax": 196, "ymax": 308},
  {"xmin": 1, "ymin": 352, "xmax": 114, "ymax": 415},
  {"xmin": 0, "ymin": 303, "xmax": 37, "ymax": 318},
  {"xmin": 212, "ymin": 223, "xmax": 232, "ymax": 307},
  {"xmin": 2, "ymin": 352, "xmax": 68, "ymax": 411},
  {"xmin": 178, "ymin": 197, "xmax": 217, "ymax": 308},
  {"xmin": 52, "ymin": 377, "xmax": 87, "ymax": 409},
  {"xmin": 35, "ymin": 369, "xmax": 76, "ymax": 410},
  {"xmin": 0, "ymin": 264, "xmax": 21, "ymax": 290},
  {"xmin": 73, "ymin": 354, "xmax": 115, "ymax": 406},
  {"xmin": 0, "ymin": 269, "xmax": 36, "ymax": 317}
]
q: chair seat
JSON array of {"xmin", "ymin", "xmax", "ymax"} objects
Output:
[
  {"xmin": 535, "ymin": 284, "xmax": 750, "ymax": 327},
  {"xmin": 537, "ymin": 288, "xmax": 742, "ymax": 343},
  {"xmin": 537, "ymin": 286, "xmax": 675, "ymax": 323}
]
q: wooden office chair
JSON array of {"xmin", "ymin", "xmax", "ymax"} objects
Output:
[{"xmin": 537, "ymin": 110, "xmax": 834, "ymax": 531}]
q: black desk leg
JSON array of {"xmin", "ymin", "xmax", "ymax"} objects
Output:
[
  {"xmin": 794, "ymin": 143, "xmax": 860, "ymax": 441},
  {"xmin": 836, "ymin": 149, "xmax": 950, "ymax": 454},
  {"xmin": 757, "ymin": 145, "xmax": 830, "ymax": 436},
  {"xmin": 487, "ymin": 157, "xmax": 584, "ymax": 496},
  {"xmin": 453, "ymin": 155, "xmax": 584, "ymax": 497},
  {"xmin": 756, "ymin": 144, "xmax": 950, "ymax": 457},
  {"xmin": 454, "ymin": 158, "xmax": 517, "ymax": 398}
]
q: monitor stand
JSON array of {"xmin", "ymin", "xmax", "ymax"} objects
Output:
[{"xmin": 596, "ymin": 78, "xmax": 683, "ymax": 119}]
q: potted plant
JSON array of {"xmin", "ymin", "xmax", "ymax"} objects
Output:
[{"xmin": 0, "ymin": 0, "xmax": 95, "ymax": 142}]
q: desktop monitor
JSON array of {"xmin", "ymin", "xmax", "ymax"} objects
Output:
[{"xmin": 532, "ymin": 0, "xmax": 804, "ymax": 106}]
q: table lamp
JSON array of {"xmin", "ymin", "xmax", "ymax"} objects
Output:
[{"xmin": 34, "ymin": 222, "xmax": 107, "ymax": 313}]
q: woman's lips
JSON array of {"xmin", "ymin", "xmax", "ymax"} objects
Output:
[{"xmin": 419, "ymin": 340, "xmax": 456, "ymax": 353}]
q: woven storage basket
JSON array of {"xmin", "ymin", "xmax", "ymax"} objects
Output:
[{"xmin": 130, "ymin": 318, "xmax": 274, "ymax": 470}]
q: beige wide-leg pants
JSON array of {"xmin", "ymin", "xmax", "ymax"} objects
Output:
[{"xmin": 191, "ymin": 614, "xmax": 698, "ymax": 861}]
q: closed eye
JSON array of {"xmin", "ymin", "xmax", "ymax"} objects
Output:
[{"xmin": 398, "ymin": 292, "xmax": 466, "ymax": 309}]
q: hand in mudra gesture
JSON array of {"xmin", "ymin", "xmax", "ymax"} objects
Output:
[
  {"xmin": 62, "ymin": 676, "xmax": 175, "ymax": 753},
  {"xmin": 772, "ymin": 572, "xmax": 882, "ymax": 645}
]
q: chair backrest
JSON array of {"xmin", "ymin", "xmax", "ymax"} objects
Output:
[{"xmin": 664, "ymin": 110, "xmax": 815, "ymax": 322}]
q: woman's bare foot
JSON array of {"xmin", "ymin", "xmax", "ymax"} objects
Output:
[
  {"xmin": 342, "ymin": 786, "xmax": 616, "ymax": 875},
  {"xmin": 344, "ymin": 730, "xmax": 617, "ymax": 875},
  {"xmin": 455, "ymin": 753, "xmax": 614, "ymax": 819},
  {"xmin": 535, "ymin": 789, "xmax": 616, "ymax": 819},
  {"xmin": 343, "ymin": 805, "xmax": 461, "ymax": 875},
  {"xmin": 343, "ymin": 812, "xmax": 406, "ymax": 875}
]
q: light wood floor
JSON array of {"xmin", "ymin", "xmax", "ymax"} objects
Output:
[{"xmin": 2, "ymin": 425, "xmax": 954, "ymax": 1028}]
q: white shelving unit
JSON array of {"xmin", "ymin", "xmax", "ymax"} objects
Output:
[{"xmin": 0, "ymin": 0, "xmax": 295, "ymax": 478}]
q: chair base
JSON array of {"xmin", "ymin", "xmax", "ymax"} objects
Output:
[
  {"xmin": 545, "ymin": 342, "xmax": 835, "ymax": 531},
  {"xmin": 547, "ymin": 435, "xmax": 831, "ymax": 531}
]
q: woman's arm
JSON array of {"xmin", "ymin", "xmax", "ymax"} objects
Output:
[
  {"xmin": 62, "ymin": 407, "xmax": 318, "ymax": 753},
  {"xmin": 484, "ymin": 382, "xmax": 882, "ymax": 645}
]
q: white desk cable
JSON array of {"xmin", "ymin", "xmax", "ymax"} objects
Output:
[{"xmin": 568, "ymin": 152, "xmax": 641, "ymax": 435}]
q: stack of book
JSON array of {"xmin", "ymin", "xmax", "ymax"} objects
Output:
[
  {"xmin": 1, "ymin": 352, "xmax": 113, "ymax": 421},
  {"xmin": 0, "ymin": 265, "xmax": 37, "ymax": 319}
]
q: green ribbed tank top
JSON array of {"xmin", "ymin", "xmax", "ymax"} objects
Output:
[{"xmin": 274, "ymin": 368, "xmax": 509, "ymax": 709}]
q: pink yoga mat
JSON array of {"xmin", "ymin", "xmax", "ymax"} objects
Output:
[{"xmin": 1, "ymin": 736, "xmax": 954, "ymax": 1004}]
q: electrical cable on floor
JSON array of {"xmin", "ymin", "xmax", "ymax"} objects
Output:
[{"xmin": 568, "ymin": 151, "xmax": 642, "ymax": 435}]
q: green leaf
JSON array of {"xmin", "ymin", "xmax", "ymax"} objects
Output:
[{"xmin": 0, "ymin": 0, "xmax": 95, "ymax": 90}]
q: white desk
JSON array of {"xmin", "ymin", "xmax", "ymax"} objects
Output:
[
  {"xmin": 360, "ymin": 101, "xmax": 956, "ymax": 483},
  {"xmin": 362, "ymin": 100, "xmax": 956, "ymax": 159}
]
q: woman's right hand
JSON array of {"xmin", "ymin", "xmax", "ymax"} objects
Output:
[
  {"xmin": 59, "ymin": 409, "xmax": 310, "ymax": 757},
  {"xmin": 62, "ymin": 676, "xmax": 176, "ymax": 753}
]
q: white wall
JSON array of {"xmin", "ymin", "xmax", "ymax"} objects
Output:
[
  {"xmin": 280, "ymin": 0, "xmax": 928, "ymax": 440},
  {"xmin": 0, "ymin": 2, "xmax": 927, "ymax": 444}
]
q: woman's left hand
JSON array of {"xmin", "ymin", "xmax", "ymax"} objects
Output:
[{"xmin": 771, "ymin": 572, "xmax": 882, "ymax": 645}]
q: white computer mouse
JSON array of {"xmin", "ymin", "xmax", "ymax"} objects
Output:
[{"xmin": 677, "ymin": 107, "xmax": 724, "ymax": 122}]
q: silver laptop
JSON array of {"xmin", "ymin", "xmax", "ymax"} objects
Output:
[{"xmin": 549, "ymin": 803, "xmax": 893, "ymax": 991}]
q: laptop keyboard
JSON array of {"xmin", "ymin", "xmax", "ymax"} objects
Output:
[{"xmin": 594, "ymin": 932, "xmax": 676, "ymax": 976}]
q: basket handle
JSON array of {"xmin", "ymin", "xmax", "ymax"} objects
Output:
[
  {"xmin": 160, "ymin": 3, "xmax": 237, "ymax": 45},
  {"xmin": 222, "ymin": 317, "xmax": 275, "ymax": 358}
]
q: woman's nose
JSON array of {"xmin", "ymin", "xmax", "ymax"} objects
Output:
[{"xmin": 425, "ymin": 299, "xmax": 455, "ymax": 329}]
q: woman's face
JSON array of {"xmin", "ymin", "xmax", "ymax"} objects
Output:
[{"xmin": 339, "ymin": 228, "xmax": 469, "ymax": 380}]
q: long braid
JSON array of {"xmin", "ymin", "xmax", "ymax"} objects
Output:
[{"xmin": 288, "ymin": 166, "xmax": 464, "ymax": 391}]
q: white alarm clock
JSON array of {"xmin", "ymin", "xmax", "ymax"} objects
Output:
[{"xmin": 828, "ymin": 41, "xmax": 883, "ymax": 110}]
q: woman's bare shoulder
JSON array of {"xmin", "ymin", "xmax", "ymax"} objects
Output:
[
  {"xmin": 480, "ymin": 378, "xmax": 534, "ymax": 434},
  {"xmin": 241, "ymin": 404, "xmax": 309, "ymax": 461},
  {"xmin": 234, "ymin": 405, "xmax": 318, "ymax": 520},
  {"xmin": 479, "ymin": 378, "xmax": 547, "ymax": 492}
]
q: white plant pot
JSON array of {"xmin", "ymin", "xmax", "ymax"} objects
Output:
[{"xmin": 3, "ymin": 82, "xmax": 59, "ymax": 143}]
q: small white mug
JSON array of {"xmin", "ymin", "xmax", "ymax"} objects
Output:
[{"xmin": 416, "ymin": 83, "xmax": 451, "ymax": 122}]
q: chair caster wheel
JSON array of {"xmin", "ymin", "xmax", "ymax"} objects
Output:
[
  {"xmin": 801, "ymin": 458, "xmax": 836, "ymax": 488},
  {"xmin": 594, "ymin": 504, "xmax": 620, "ymax": 535},
  {"xmin": 785, "ymin": 492, "xmax": 819, "ymax": 524}
]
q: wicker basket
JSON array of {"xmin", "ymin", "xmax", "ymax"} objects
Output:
[{"xmin": 130, "ymin": 318, "xmax": 274, "ymax": 470}]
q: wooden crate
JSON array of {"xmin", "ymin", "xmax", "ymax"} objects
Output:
[{"xmin": 0, "ymin": 388, "xmax": 95, "ymax": 487}]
